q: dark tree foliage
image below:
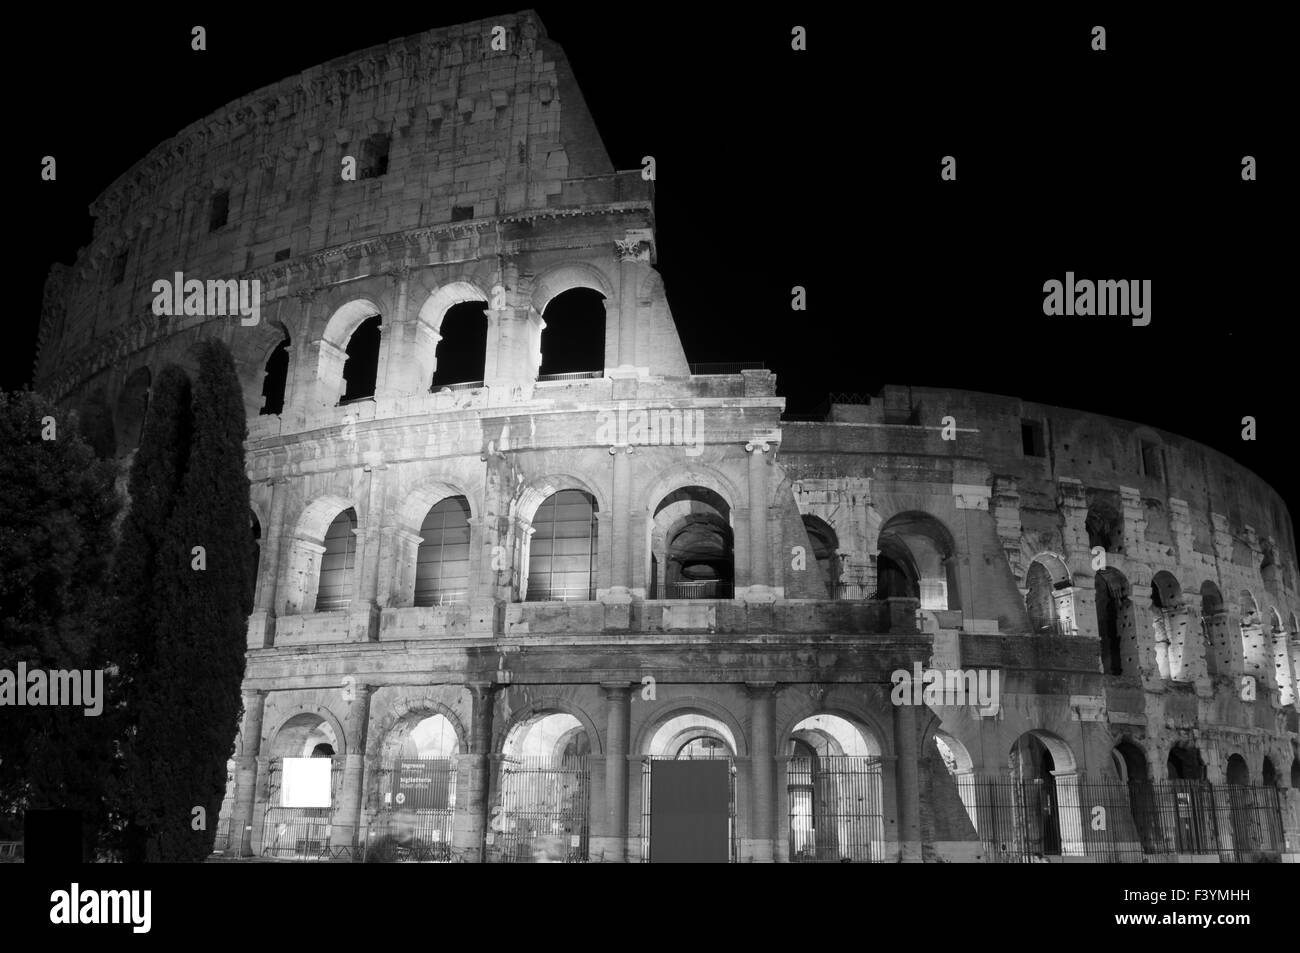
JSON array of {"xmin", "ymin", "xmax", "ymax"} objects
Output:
[
  {"xmin": 0, "ymin": 390, "xmax": 120, "ymax": 846},
  {"xmin": 105, "ymin": 365, "xmax": 192, "ymax": 860},
  {"xmin": 130, "ymin": 341, "xmax": 253, "ymax": 861}
]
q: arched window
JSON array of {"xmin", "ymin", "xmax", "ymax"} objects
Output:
[
  {"xmin": 340, "ymin": 315, "xmax": 382, "ymax": 403},
  {"xmin": 316, "ymin": 508, "xmax": 357, "ymax": 611},
  {"xmin": 260, "ymin": 332, "xmax": 290, "ymax": 415},
  {"xmin": 414, "ymin": 497, "xmax": 471, "ymax": 606},
  {"xmin": 1025, "ymin": 555, "xmax": 1075, "ymax": 635},
  {"xmin": 1085, "ymin": 499, "xmax": 1123, "ymax": 553},
  {"xmin": 526, "ymin": 490, "xmax": 598, "ymax": 601},
  {"xmin": 538, "ymin": 288, "xmax": 605, "ymax": 378},
  {"xmin": 803, "ymin": 516, "xmax": 841, "ymax": 599},
  {"xmin": 650, "ymin": 487, "xmax": 733, "ymax": 599},
  {"xmin": 430, "ymin": 302, "xmax": 488, "ymax": 390},
  {"xmin": 875, "ymin": 512, "xmax": 958, "ymax": 610},
  {"xmin": 1095, "ymin": 567, "xmax": 1132, "ymax": 676}
]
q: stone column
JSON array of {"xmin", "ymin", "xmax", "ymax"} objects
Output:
[
  {"xmin": 748, "ymin": 682, "xmax": 776, "ymax": 861},
  {"xmin": 893, "ymin": 705, "xmax": 923, "ymax": 862},
  {"xmin": 598, "ymin": 682, "xmax": 632, "ymax": 861},
  {"xmin": 454, "ymin": 682, "xmax": 495, "ymax": 862},
  {"xmin": 231, "ymin": 689, "xmax": 267, "ymax": 857},
  {"xmin": 744, "ymin": 438, "xmax": 776, "ymax": 602},
  {"xmin": 333, "ymin": 683, "xmax": 373, "ymax": 853},
  {"xmin": 614, "ymin": 238, "xmax": 646, "ymax": 372},
  {"xmin": 602, "ymin": 445, "xmax": 634, "ymax": 615},
  {"xmin": 379, "ymin": 267, "xmax": 409, "ymax": 395}
]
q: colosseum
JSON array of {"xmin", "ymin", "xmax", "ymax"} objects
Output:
[{"xmin": 33, "ymin": 11, "xmax": 1300, "ymax": 863}]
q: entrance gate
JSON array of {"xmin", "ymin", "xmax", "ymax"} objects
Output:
[
  {"xmin": 486, "ymin": 756, "xmax": 590, "ymax": 862},
  {"xmin": 259, "ymin": 758, "xmax": 345, "ymax": 860},
  {"xmin": 640, "ymin": 756, "xmax": 738, "ymax": 862},
  {"xmin": 368, "ymin": 758, "xmax": 457, "ymax": 862},
  {"xmin": 787, "ymin": 755, "xmax": 885, "ymax": 862}
]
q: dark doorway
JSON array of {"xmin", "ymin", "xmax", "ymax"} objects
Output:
[{"xmin": 647, "ymin": 760, "xmax": 729, "ymax": 863}]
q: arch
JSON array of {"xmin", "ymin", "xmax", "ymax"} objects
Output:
[
  {"xmin": 340, "ymin": 314, "xmax": 382, "ymax": 403},
  {"xmin": 646, "ymin": 712, "xmax": 739, "ymax": 758},
  {"xmin": 322, "ymin": 298, "xmax": 383, "ymax": 346},
  {"xmin": 416, "ymin": 280, "xmax": 490, "ymax": 332},
  {"xmin": 379, "ymin": 711, "xmax": 463, "ymax": 763},
  {"xmin": 397, "ymin": 477, "xmax": 478, "ymax": 528},
  {"xmin": 635, "ymin": 699, "xmax": 748, "ymax": 757},
  {"xmin": 1085, "ymin": 498, "xmax": 1123, "ymax": 553},
  {"xmin": 293, "ymin": 494, "xmax": 362, "ymax": 545},
  {"xmin": 1010, "ymin": 729, "xmax": 1078, "ymax": 777},
  {"xmin": 640, "ymin": 463, "xmax": 742, "ymax": 519},
  {"xmin": 1238, "ymin": 588, "xmax": 1259, "ymax": 621},
  {"xmin": 877, "ymin": 511, "xmax": 960, "ymax": 611},
  {"xmin": 530, "ymin": 260, "xmax": 615, "ymax": 315},
  {"xmin": 650, "ymin": 486, "xmax": 734, "ymax": 599},
  {"xmin": 113, "ymin": 366, "xmax": 152, "ymax": 454},
  {"xmin": 785, "ymin": 713, "xmax": 880, "ymax": 757},
  {"xmin": 317, "ymin": 508, "xmax": 358, "ymax": 611},
  {"xmin": 1151, "ymin": 571, "xmax": 1182, "ymax": 608},
  {"xmin": 1112, "ymin": 738, "xmax": 1149, "ymax": 783},
  {"xmin": 429, "ymin": 300, "xmax": 488, "ymax": 389},
  {"xmin": 1009, "ymin": 730, "xmax": 1079, "ymax": 856},
  {"xmin": 259, "ymin": 325, "xmax": 290, "ymax": 416},
  {"xmin": 517, "ymin": 472, "xmax": 609, "ymax": 525},
  {"xmin": 933, "ymin": 730, "xmax": 975, "ymax": 775},
  {"xmin": 1165, "ymin": 745, "xmax": 1204, "ymax": 780},
  {"xmin": 523, "ymin": 489, "xmax": 598, "ymax": 602},
  {"xmin": 1261, "ymin": 757, "xmax": 1277, "ymax": 788},
  {"xmin": 1225, "ymin": 753, "xmax": 1250, "ymax": 786},
  {"xmin": 1095, "ymin": 566, "xmax": 1134, "ymax": 676},
  {"xmin": 413, "ymin": 496, "xmax": 472, "ymax": 607},
  {"xmin": 537, "ymin": 287, "xmax": 607, "ymax": 377},
  {"xmin": 1025, "ymin": 552, "xmax": 1075, "ymax": 635},
  {"xmin": 803, "ymin": 515, "xmax": 842, "ymax": 599},
  {"xmin": 1200, "ymin": 581, "xmax": 1224, "ymax": 614},
  {"xmin": 267, "ymin": 709, "xmax": 347, "ymax": 758},
  {"xmin": 499, "ymin": 707, "xmax": 599, "ymax": 759}
]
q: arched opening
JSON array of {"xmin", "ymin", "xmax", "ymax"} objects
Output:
[
  {"xmin": 1025, "ymin": 554, "xmax": 1075, "ymax": 635},
  {"xmin": 785, "ymin": 713, "xmax": 883, "ymax": 862},
  {"xmin": 1261, "ymin": 757, "xmax": 1277, "ymax": 788},
  {"xmin": 114, "ymin": 367, "xmax": 152, "ymax": 455},
  {"xmin": 1009, "ymin": 732, "xmax": 1071, "ymax": 855},
  {"xmin": 1095, "ymin": 567, "xmax": 1133, "ymax": 676},
  {"xmin": 1113, "ymin": 740, "xmax": 1162, "ymax": 854},
  {"xmin": 1085, "ymin": 499, "xmax": 1123, "ymax": 553},
  {"xmin": 875, "ymin": 512, "xmax": 958, "ymax": 610},
  {"xmin": 538, "ymin": 287, "xmax": 605, "ymax": 378},
  {"xmin": 1291, "ymin": 757, "xmax": 1300, "ymax": 789},
  {"xmin": 1200, "ymin": 582, "xmax": 1226, "ymax": 677},
  {"xmin": 524, "ymin": 490, "xmax": 598, "ymax": 602},
  {"xmin": 1150, "ymin": 570, "xmax": 1184, "ymax": 680},
  {"xmin": 643, "ymin": 711, "xmax": 739, "ymax": 862},
  {"xmin": 316, "ymin": 508, "xmax": 358, "ymax": 611},
  {"xmin": 340, "ymin": 314, "xmax": 382, "ymax": 403},
  {"xmin": 429, "ymin": 301, "xmax": 487, "ymax": 390},
  {"xmin": 372, "ymin": 712, "xmax": 461, "ymax": 861},
  {"xmin": 262, "ymin": 714, "xmax": 341, "ymax": 858},
  {"xmin": 802, "ymin": 516, "xmax": 841, "ymax": 599},
  {"xmin": 650, "ymin": 487, "xmax": 733, "ymax": 599},
  {"xmin": 1166, "ymin": 746, "xmax": 1204, "ymax": 781},
  {"xmin": 414, "ymin": 496, "xmax": 471, "ymax": 606},
  {"xmin": 1225, "ymin": 753, "xmax": 1249, "ymax": 786},
  {"xmin": 260, "ymin": 331, "xmax": 290, "ymax": 415},
  {"xmin": 492, "ymin": 712, "xmax": 592, "ymax": 863}
]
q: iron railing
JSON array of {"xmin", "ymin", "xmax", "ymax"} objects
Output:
[
  {"xmin": 953, "ymin": 775, "xmax": 1286, "ymax": 863},
  {"xmin": 412, "ymin": 588, "xmax": 468, "ymax": 608},
  {"xmin": 787, "ymin": 756, "xmax": 885, "ymax": 862},
  {"xmin": 259, "ymin": 758, "xmax": 345, "ymax": 860},
  {"xmin": 486, "ymin": 756, "xmax": 590, "ymax": 863},
  {"xmin": 524, "ymin": 584, "xmax": 596, "ymax": 602},
  {"xmin": 688, "ymin": 362, "xmax": 765, "ymax": 375},
  {"xmin": 537, "ymin": 371, "xmax": 604, "ymax": 382},
  {"xmin": 658, "ymin": 580, "xmax": 734, "ymax": 600},
  {"xmin": 430, "ymin": 380, "xmax": 484, "ymax": 393}
]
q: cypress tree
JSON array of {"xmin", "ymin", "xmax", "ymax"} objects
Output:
[
  {"xmin": 137, "ymin": 341, "xmax": 253, "ymax": 861},
  {"xmin": 0, "ymin": 390, "xmax": 120, "ymax": 853},
  {"xmin": 107, "ymin": 365, "xmax": 192, "ymax": 861}
]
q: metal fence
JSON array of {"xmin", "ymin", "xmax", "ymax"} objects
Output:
[
  {"xmin": 787, "ymin": 756, "xmax": 885, "ymax": 862},
  {"xmin": 259, "ymin": 758, "xmax": 346, "ymax": 860},
  {"xmin": 688, "ymin": 362, "xmax": 765, "ymax": 375},
  {"xmin": 537, "ymin": 371, "xmax": 604, "ymax": 382},
  {"xmin": 640, "ymin": 754, "xmax": 738, "ymax": 863},
  {"xmin": 367, "ymin": 758, "xmax": 458, "ymax": 862},
  {"xmin": 486, "ymin": 756, "xmax": 590, "ymax": 863},
  {"xmin": 956, "ymin": 775, "xmax": 1286, "ymax": 863},
  {"xmin": 658, "ymin": 580, "xmax": 734, "ymax": 599}
]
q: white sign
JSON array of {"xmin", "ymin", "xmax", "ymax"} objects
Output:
[{"xmin": 281, "ymin": 757, "xmax": 332, "ymax": 808}]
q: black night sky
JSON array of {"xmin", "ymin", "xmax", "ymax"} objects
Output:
[{"xmin": 11, "ymin": 8, "xmax": 1293, "ymax": 518}]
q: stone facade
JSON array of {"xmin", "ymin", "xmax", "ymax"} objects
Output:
[{"xmin": 34, "ymin": 12, "xmax": 1300, "ymax": 862}]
